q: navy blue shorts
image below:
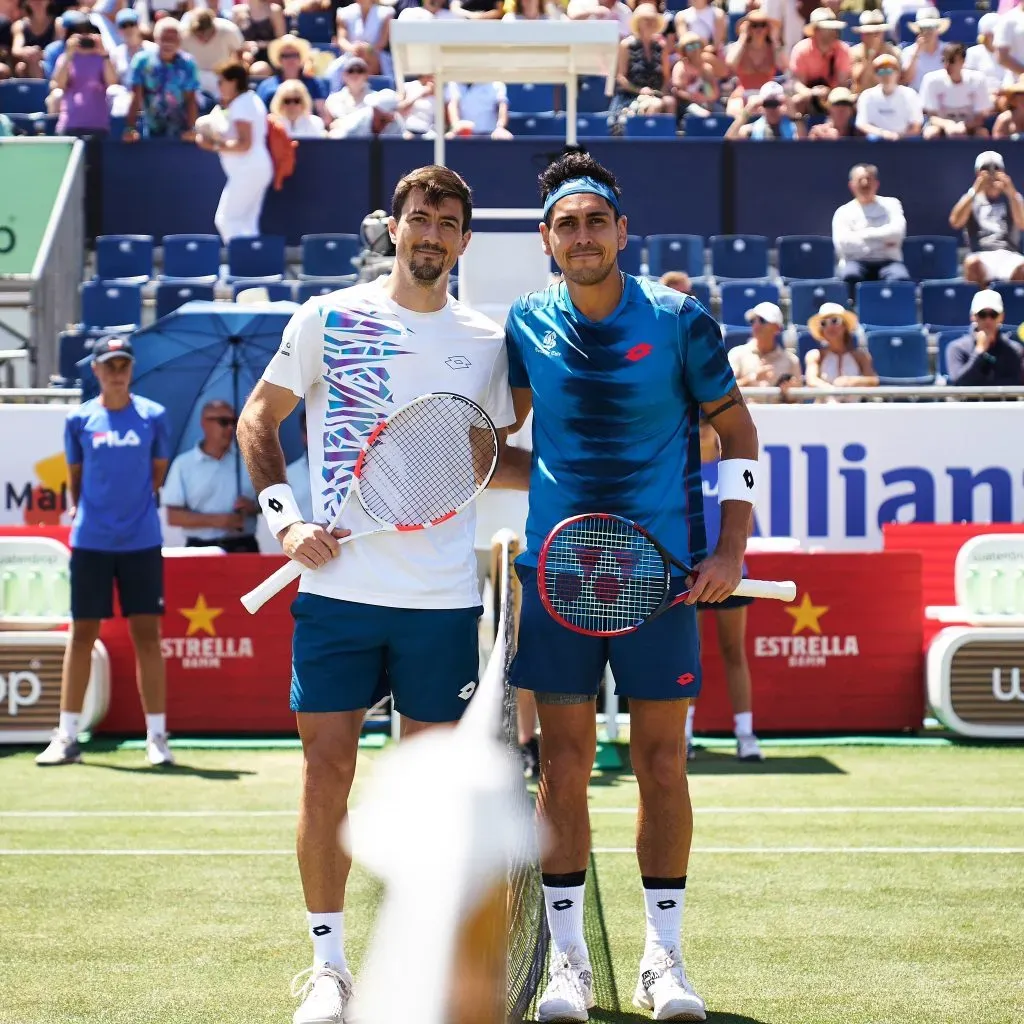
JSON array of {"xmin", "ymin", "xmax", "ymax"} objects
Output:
[
  {"xmin": 70, "ymin": 546, "xmax": 164, "ymax": 620},
  {"xmin": 511, "ymin": 565, "xmax": 701, "ymax": 701},
  {"xmin": 695, "ymin": 593, "xmax": 754, "ymax": 612},
  {"xmin": 290, "ymin": 593, "xmax": 483, "ymax": 722}
]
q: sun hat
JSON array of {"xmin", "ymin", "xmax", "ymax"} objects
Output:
[{"xmin": 808, "ymin": 302, "xmax": 859, "ymax": 341}]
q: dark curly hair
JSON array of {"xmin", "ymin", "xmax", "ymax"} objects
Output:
[{"xmin": 538, "ymin": 151, "xmax": 622, "ymax": 225}]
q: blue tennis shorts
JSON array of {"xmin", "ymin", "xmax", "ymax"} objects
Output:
[
  {"xmin": 290, "ymin": 593, "xmax": 483, "ymax": 722},
  {"xmin": 511, "ymin": 565, "xmax": 701, "ymax": 701},
  {"xmin": 70, "ymin": 546, "xmax": 164, "ymax": 620}
]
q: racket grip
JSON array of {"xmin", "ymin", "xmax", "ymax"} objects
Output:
[
  {"xmin": 734, "ymin": 579, "xmax": 798, "ymax": 602},
  {"xmin": 240, "ymin": 558, "xmax": 304, "ymax": 614}
]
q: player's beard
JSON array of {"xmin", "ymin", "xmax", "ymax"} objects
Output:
[
  {"xmin": 406, "ymin": 244, "xmax": 449, "ymax": 284},
  {"xmin": 559, "ymin": 250, "xmax": 617, "ymax": 287}
]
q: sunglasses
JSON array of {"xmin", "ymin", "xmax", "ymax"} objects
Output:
[
  {"xmin": 876, "ymin": 68, "xmax": 896, "ymax": 76},
  {"xmin": 820, "ymin": 315, "xmax": 845, "ymax": 327},
  {"xmin": 975, "ymin": 310, "xmax": 1000, "ymax": 319},
  {"xmin": 762, "ymin": 99, "xmax": 782, "ymax": 109},
  {"xmin": 279, "ymin": 51, "xmax": 301, "ymax": 59},
  {"xmin": 684, "ymin": 42, "xmax": 701, "ymax": 50},
  {"xmin": 205, "ymin": 416, "xmax": 236, "ymax": 427},
  {"xmin": 346, "ymin": 67, "xmax": 368, "ymax": 74},
  {"xmin": 751, "ymin": 316, "xmax": 776, "ymax": 325},
  {"xmin": 282, "ymin": 97, "xmax": 302, "ymax": 105},
  {"xmin": 980, "ymin": 164, "xmax": 1001, "ymax": 173}
]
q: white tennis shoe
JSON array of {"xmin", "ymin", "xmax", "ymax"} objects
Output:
[
  {"xmin": 537, "ymin": 949, "xmax": 595, "ymax": 1022},
  {"xmin": 146, "ymin": 733, "xmax": 175, "ymax": 767},
  {"xmin": 736, "ymin": 734, "xmax": 764, "ymax": 762},
  {"xmin": 633, "ymin": 948, "xmax": 706, "ymax": 1021},
  {"xmin": 291, "ymin": 963, "xmax": 353, "ymax": 1024},
  {"xmin": 35, "ymin": 730, "xmax": 82, "ymax": 766}
]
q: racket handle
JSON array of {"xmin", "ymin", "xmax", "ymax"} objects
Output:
[
  {"xmin": 734, "ymin": 579, "xmax": 798, "ymax": 602},
  {"xmin": 240, "ymin": 559, "xmax": 304, "ymax": 614}
]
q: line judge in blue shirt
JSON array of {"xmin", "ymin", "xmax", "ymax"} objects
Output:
[{"xmin": 36, "ymin": 336, "xmax": 174, "ymax": 769}]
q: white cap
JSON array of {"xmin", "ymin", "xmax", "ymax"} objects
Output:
[
  {"xmin": 367, "ymin": 89, "xmax": 399, "ymax": 113},
  {"xmin": 971, "ymin": 289, "xmax": 1003, "ymax": 316},
  {"xmin": 978, "ymin": 12, "xmax": 999, "ymax": 35},
  {"xmin": 759, "ymin": 80, "xmax": 785, "ymax": 102},
  {"xmin": 745, "ymin": 301, "xmax": 784, "ymax": 326},
  {"xmin": 975, "ymin": 150, "xmax": 1004, "ymax": 171}
]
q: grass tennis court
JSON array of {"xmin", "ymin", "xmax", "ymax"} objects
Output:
[{"xmin": 2, "ymin": 741, "xmax": 1023, "ymax": 1024}]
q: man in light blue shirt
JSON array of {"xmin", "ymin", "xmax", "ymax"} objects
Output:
[{"xmin": 162, "ymin": 400, "xmax": 260, "ymax": 552}]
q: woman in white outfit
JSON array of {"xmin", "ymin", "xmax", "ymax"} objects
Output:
[
  {"xmin": 805, "ymin": 302, "xmax": 879, "ymax": 401},
  {"xmin": 195, "ymin": 60, "xmax": 274, "ymax": 242},
  {"xmin": 270, "ymin": 79, "xmax": 325, "ymax": 137}
]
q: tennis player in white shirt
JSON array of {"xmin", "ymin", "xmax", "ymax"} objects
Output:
[{"xmin": 236, "ymin": 164, "xmax": 515, "ymax": 1024}]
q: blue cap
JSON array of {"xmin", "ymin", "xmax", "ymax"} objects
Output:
[
  {"xmin": 542, "ymin": 176, "xmax": 621, "ymax": 220},
  {"xmin": 92, "ymin": 335, "xmax": 135, "ymax": 363},
  {"xmin": 61, "ymin": 10, "xmax": 88, "ymax": 28},
  {"xmin": 116, "ymin": 8, "xmax": 139, "ymax": 25}
]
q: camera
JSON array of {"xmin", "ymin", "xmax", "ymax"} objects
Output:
[{"xmin": 78, "ymin": 35, "xmax": 96, "ymax": 49}]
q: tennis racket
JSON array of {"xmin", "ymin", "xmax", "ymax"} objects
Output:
[
  {"xmin": 241, "ymin": 392, "xmax": 499, "ymax": 614},
  {"xmin": 537, "ymin": 513, "xmax": 796, "ymax": 637}
]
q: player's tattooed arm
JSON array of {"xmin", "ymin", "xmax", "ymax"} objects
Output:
[{"xmin": 701, "ymin": 385, "xmax": 745, "ymax": 422}]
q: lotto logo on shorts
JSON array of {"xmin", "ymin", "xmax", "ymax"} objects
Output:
[{"xmin": 676, "ymin": 673, "xmax": 695, "ymax": 686}]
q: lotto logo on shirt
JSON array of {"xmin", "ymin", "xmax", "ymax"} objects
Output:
[{"xmin": 91, "ymin": 429, "xmax": 141, "ymax": 449}]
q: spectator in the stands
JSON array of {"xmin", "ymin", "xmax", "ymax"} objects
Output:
[
  {"xmin": 162, "ymin": 399, "xmax": 260, "ymax": 554},
  {"xmin": 761, "ymin": 0, "xmax": 807, "ymax": 57},
  {"xmin": 181, "ymin": 7, "xmax": 244, "ymax": 104},
  {"xmin": 920, "ymin": 43, "xmax": 991, "ymax": 138},
  {"xmin": 850, "ymin": 10, "xmax": 901, "ymax": 95},
  {"xmin": 0, "ymin": 16, "xmax": 13, "ymax": 80},
  {"xmin": 286, "ymin": 410, "xmax": 313, "ymax": 524},
  {"xmin": 994, "ymin": 75, "xmax": 1024, "ymax": 138},
  {"xmin": 809, "ymin": 86, "xmax": 865, "ymax": 138},
  {"xmin": 726, "ymin": 79, "xmax": 802, "ymax": 139},
  {"xmin": 946, "ymin": 290, "xmax": 1024, "ymax": 386},
  {"xmin": 676, "ymin": 0, "xmax": 725, "ymax": 51},
  {"xmin": 124, "ymin": 19, "xmax": 198, "ymax": 141},
  {"xmin": 724, "ymin": 8, "xmax": 786, "ymax": 119},
  {"xmin": 331, "ymin": 86, "xmax": 403, "ymax": 137},
  {"xmin": 233, "ymin": 0, "xmax": 286, "ymax": 66},
  {"xmin": 996, "ymin": 2, "xmax": 1024, "ymax": 80},
  {"xmin": 399, "ymin": 72, "xmax": 437, "ymax": 136},
  {"xmin": 567, "ymin": 0, "xmax": 632, "ymax": 39},
  {"xmin": 12, "ymin": 0, "xmax": 55, "ymax": 78},
  {"xmin": 52, "ymin": 22, "xmax": 116, "ymax": 136},
  {"xmin": 270, "ymin": 78, "xmax": 325, "ymax": 136},
  {"xmin": 789, "ymin": 7, "xmax": 852, "ymax": 118},
  {"xmin": 396, "ymin": 0, "xmax": 454, "ymax": 19},
  {"xmin": 805, "ymin": 303, "xmax": 880, "ymax": 394},
  {"xmin": 968, "ymin": 13, "xmax": 1012, "ymax": 100},
  {"xmin": 672, "ymin": 32, "xmax": 721, "ymax": 117},
  {"xmin": 447, "ymin": 80, "xmax": 512, "ymax": 138},
  {"xmin": 336, "ymin": 0, "xmax": 392, "ymax": 76},
  {"xmin": 110, "ymin": 9, "xmax": 153, "ymax": 87},
  {"xmin": 450, "ymin": 0, "xmax": 501, "ymax": 18},
  {"xmin": 951, "ymin": 150, "xmax": 1024, "ymax": 285},
  {"xmin": 832, "ymin": 163, "xmax": 909, "ymax": 291},
  {"xmin": 257, "ymin": 34, "xmax": 327, "ymax": 121},
  {"xmin": 660, "ymin": 271, "xmax": 693, "ymax": 294},
  {"xmin": 729, "ymin": 302, "xmax": 801, "ymax": 390},
  {"xmin": 504, "ymin": 0, "xmax": 557, "ymax": 20},
  {"xmin": 611, "ymin": 4, "xmax": 674, "ymax": 120},
  {"xmin": 856, "ymin": 53, "xmax": 923, "ymax": 138},
  {"xmin": 901, "ymin": 7, "xmax": 948, "ymax": 92},
  {"xmin": 325, "ymin": 54, "xmax": 371, "ymax": 134}
]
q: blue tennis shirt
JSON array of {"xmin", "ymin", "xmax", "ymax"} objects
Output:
[
  {"xmin": 505, "ymin": 275, "xmax": 735, "ymax": 570},
  {"xmin": 64, "ymin": 395, "xmax": 170, "ymax": 551}
]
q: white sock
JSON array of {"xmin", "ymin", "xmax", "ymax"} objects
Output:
[
  {"xmin": 146, "ymin": 713, "xmax": 166, "ymax": 738},
  {"xmin": 643, "ymin": 880, "xmax": 686, "ymax": 956},
  {"xmin": 734, "ymin": 711, "xmax": 753, "ymax": 738},
  {"xmin": 308, "ymin": 911, "xmax": 346, "ymax": 971},
  {"xmin": 543, "ymin": 878, "xmax": 588, "ymax": 961},
  {"xmin": 59, "ymin": 711, "xmax": 80, "ymax": 742},
  {"xmin": 685, "ymin": 704, "xmax": 695, "ymax": 745}
]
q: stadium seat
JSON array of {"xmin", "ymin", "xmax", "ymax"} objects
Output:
[
  {"xmin": 7, "ymin": 112, "xmax": 56, "ymax": 135},
  {"xmin": 161, "ymin": 234, "xmax": 221, "ymax": 282},
  {"xmin": 155, "ymin": 282, "xmax": 215, "ymax": 319},
  {"xmin": 95, "ymin": 234, "xmax": 154, "ymax": 284},
  {"xmin": 723, "ymin": 328, "xmax": 750, "ymax": 352},
  {"xmin": 508, "ymin": 112, "xmax": 557, "ymax": 136},
  {"xmin": 710, "ymin": 235, "xmax": 769, "ymax": 280},
  {"xmin": 683, "ymin": 114, "xmax": 732, "ymax": 138},
  {"xmin": 944, "ymin": 11, "xmax": 980, "ymax": 43},
  {"xmin": 789, "ymin": 279, "xmax": 848, "ymax": 326},
  {"xmin": 231, "ymin": 281, "xmax": 295, "ymax": 302},
  {"xmin": 575, "ymin": 115, "xmax": 610, "ymax": 138},
  {"xmin": 58, "ymin": 330, "xmax": 94, "ymax": 382},
  {"xmin": 0, "ymin": 79, "xmax": 49, "ymax": 114},
  {"xmin": 856, "ymin": 280, "xmax": 918, "ymax": 327},
  {"xmin": 992, "ymin": 282, "xmax": 1024, "ymax": 325},
  {"xmin": 368, "ymin": 75, "xmax": 395, "ymax": 92},
  {"xmin": 577, "ymin": 75, "xmax": 611, "ymax": 114},
  {"xmin": 300, "ymin": 233, "xmax": 361, "ymax": 280},
  {"xmin": 624, "ymin": 114, "xmax": 676, "ymax": 138},
  {"xmin": 687, "ymin": 280, "xmax": 712, "ymax": 309},
  {"xmin": 646, "ymin": 234, "xmax": 705, "ymax": 278},
  {"xmin": 226, "ymin": 235, "xmax": 286, "ymax": 282},
  {"xmin": 796, "ymin": 329, "xmax": 819, "ymax": 369},
  {"xmin": 866, "ymin": 328, "xmax": 933, "ymax": 384},
  {"xmin": 776, "ymin": 235, "xmax": 835, "ymax": 281},
  {"xmin": 941, "ymin": 0, "xmax": 980, "ymax": 8},
  {"xmin": 296, "ymin": 10, "xmax": 333, "ymax": 44},
  {"xmin": 621, "ymin": 235, "xmax": 645, "ymax": 276},
  {"xmin": 903, "ymin": 235, "xmax": 959, "ymax": 281},
  {"xmin": 897, "ymin": 11, "xmax": 917, "ymax": 42},
  {"xmin": 506, "ymin": 83, "xmax": 557, "ymax": 113},
  {"xmin": 80, "ymin": 281, "xmax": 142, "ymax": 330},
  {"xmin": 719, "ymin": 280, "xmax": 781, "ymax": 328},
  {"xmin": 921, "ymin": 279, "xmax": 976, "ymax": 329},
  {"xmin": 935, "ymin": 327, "xmax": 969, "ymax": 376},
  {"xmin": 297, "ymin": 277, "xmax": 357, "ymax": 303}
]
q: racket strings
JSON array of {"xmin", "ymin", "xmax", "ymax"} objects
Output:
[{"xmin": 357, "ymin": 396, "xmax": 498, "ymax": 526}]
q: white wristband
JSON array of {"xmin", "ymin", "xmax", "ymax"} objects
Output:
[
  {"xmin": 259, "ymin": 483, "xmax": 304, "ymax": 537},
  {"xmin": 718, "ymin": 458, "xmax": 759, "ymax": 506}
]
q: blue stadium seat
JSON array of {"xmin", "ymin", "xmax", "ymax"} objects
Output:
[
  {"xmin": 944, "ymin": 11, "xmax": 980, "ymax": 43},
  {"xmin": 58, "ymin": 330, "xmax": 93, "ymax": 382},
  {"xmin": 710, "ymin": 235, "xmax": 769, "ymax": 280},
  {"xmin": 508, "ymin": 112, "xmax": 558, "ymax": 137},
  {"xmin": 0, "ymin": 79, "xmax": 49, "ymax": 113},
  {"xmin": 7, "ymin": 112, "xmax": 56, "ymax": 135},
  {"xmin": 231, "ymin": 281, "xmax": 295, "ymax": 302},
  {"xmin": 921, "ymin": 279, "xmax": 976, "ymax": 329},
  {"xmin": 297, "ymin": 277, "xmax": 357, "ymax": 303},
  {"xmin": 80, "ymin": 281, "xmax": 142, "ymax": 330},
  {"xmin": 719, "ymin": 281, "xmax": 781, "ymax": 328},
  {"xmin": 226, "ymin": 235, "xmax": 286, "ymax": 282},
  {"xmin": 897, "ymin": 11, "xmax": 917, "ymax": 42},
  {"xmin": 95, "ymin": 235, "xmax": 154, "ymax": 284},
  {"xmin": 683, "ymin": 114, "xmax": 732, "ymax": 138},
  {"xmin": 992, "ymin": 282, "xmax": 1024, "ymax": 325},
  {"xmin": 866, "ymin": 329, "xmax": 933, "ymax": 384},
  {"xmin": 646, "ymin": 234, "xmax": 705, "ymax": 278},
  {"xmin": 161, "ymin": 234, "xmax": 221, "ymax": 282},
  {"xmin": 903, "ymin": 235, "xmax": 959, "ymax": 281},
  {"xmin": 723, "ymin": 328, "xmax": 750, "ymax": 353},
  {"xmin": 941, "ymin": 0, "xmax": 980, "ymax": 8},
  {"xmin": 300, "ymin": 233, "xmax": 361, "ymax": 280},
  {"xmin": 506, "ymin": 83, "xmax": 557, "ymax": 114},
  {"xmin": 621, "ymin": 235, "xmax": 645, "ymax": 276},
  {"xmin": 840, "ymin": 11, "xmax": 859, "ymax": 43},
  {"xmin": 368, "ymin": 75, "xmax": 395, "ymax": 92},
  {"xmin": 856, "ymin": 280, "xmax": 918, "ymax": 327},
  {"xmin": 776, "ymin": 235, "xmax": 835, "ymax": 281},
  {"xmin": 155, "ymin": 282, "xmax": 215, "ymax": 319},
  {"xmin": 936, "ymin": 328, "xmax": 970, "ymax": 376},
  {"xmin": 624, "ymin": 114, "xmax": 676, "ymax": 138},
  {"xmin": 728, "ymin": 11, "xmax": 743, "ymax": 40},
  {"xmin": 796, "ymin": 329, "xmax": 818, "ymax": 369},
  {"xmin": 575, "ymin": 114, "xmax": 610, "ymax": 138},
  {"xmin": 789, "ymin": 279, "xmax": 848, "ymax": 326},
  {"xmin": 688, "ymin": 280, "xmax": 712, "ymax": 309},
  {"xmin": 296, "ymin": 10, "xmax": 334, "ymax": 44},
  {"xmin": 577, "ymin": 75, "xmax": 610, "ymax": 114}
]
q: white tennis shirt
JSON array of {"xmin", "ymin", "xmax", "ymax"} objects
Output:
[{"xmin": 263, "ymin": 280, "xmax": 515, "ymax": 609}]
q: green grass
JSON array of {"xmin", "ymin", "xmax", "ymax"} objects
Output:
[{"xmin": 1, "ymin": 744, "xmax": 1023, "ymax": 1024}]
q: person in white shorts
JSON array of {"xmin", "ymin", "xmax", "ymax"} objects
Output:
[{"xmin": 236, "ymin": 165, "xmax": 515, "ymax": 1024}]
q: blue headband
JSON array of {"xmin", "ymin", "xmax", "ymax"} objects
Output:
[{"xmin": 542, "ymin": 177, "xmax": 621, "ymax": 219}]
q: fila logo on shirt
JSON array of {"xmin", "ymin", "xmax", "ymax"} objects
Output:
[{"xmin": 92, "ymin": 429, "xmax": 141, "ymax": 449}]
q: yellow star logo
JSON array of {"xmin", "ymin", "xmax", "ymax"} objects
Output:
[
  {"xmin": 785, "ymin": 592, "xmax": 829, "ymax": 635},
  {"xmin": 179, "ymin": 594, "xmax": 223, "ymax": 637}
]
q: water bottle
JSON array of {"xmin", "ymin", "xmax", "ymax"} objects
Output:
[
  {"xmin": 1013, "ymin": 569, "xmax": 1024, "ymax": 617},
  {"xmin": 50, "ymin": 568, "xmax": 71, "ymax": 617},
  {"xmin": 2, "ymin": 568, "xmax": 22, "ymax": 617},
  {"xmin": 988, "ymin": 569, "xmax": 1008, "ymax": 616},
  {"xmin": 25, "ymin": 570, "xmax": 45, "ymax": 617},
  {"xmin": 964, "ymin": 568, "xmax": 986, "ymax": 615}
]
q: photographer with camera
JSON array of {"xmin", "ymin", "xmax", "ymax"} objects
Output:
[
  {"xmin": 51, "ymin": 20, "xmax": 117, "ymax": 137},
  {"xmin": 950, "ymin": 150, "xmax": 1024, "ymax": 286}
]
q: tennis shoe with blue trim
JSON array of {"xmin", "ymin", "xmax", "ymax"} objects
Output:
[
  {"xmin": 291, "ymin": 964, "xmax": 353, "ymax": 1024},
  {"xmin": 35, "ymin": 730, "xmax": 82, "ymax": 766},
  {"xmin": 537, "ymin": 949, "xmax": 595, "ymax": 1022},
  {"xmin": 633, "ymin": 948, "xmax": 706, "ymax": 1021}
]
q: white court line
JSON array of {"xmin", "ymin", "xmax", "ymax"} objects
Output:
[{"xmin": 0, "ymin": 810, "xmax": 297, "ymax": 818}]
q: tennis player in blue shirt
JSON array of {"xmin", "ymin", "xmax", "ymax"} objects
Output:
[
  {"xmin": 504, "ymin": 152, "xmax": 760, "ymax": 1022},
  {"xmin": 36, "ymin": 337, "xmax": 174, "ymax": 768}
]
